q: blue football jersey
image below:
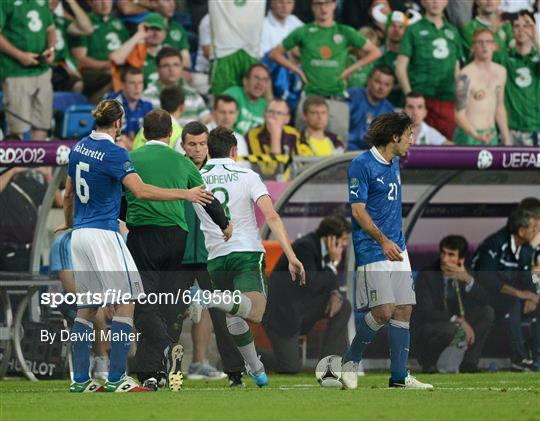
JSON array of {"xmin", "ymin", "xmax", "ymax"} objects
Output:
[
  {"xmin": 68, "ymin": 131, "xmax": 136, "ymax": 232},
  {"xmin": 348, "ymin": 147, "xmax": 405, "ymax": 266}
]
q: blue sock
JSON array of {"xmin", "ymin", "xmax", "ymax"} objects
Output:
[
  {"xmin": 108, "ymin": 317, "xmax": 133, "ymax": 383},
  {"xmin": 71, "ymin": 318, "xmax": 93, "ymax": 383},
  {"xmin": 389, "ymin": 319, "xmax": 410, "ymax": 381},
  {"xmin": 345, "ymin": 312, "xmax": 382, "ymax": 363}
]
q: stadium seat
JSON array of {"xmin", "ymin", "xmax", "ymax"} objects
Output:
[
  {"xmin": 61, "ymin": 105, "xmax": 95, "ymax": 139},
  {"xmin": 53, "ymin": 92, "xmax": 88, "ymax": 113}
]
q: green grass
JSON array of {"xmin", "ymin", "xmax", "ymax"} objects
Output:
[{"xmin": 1, "ymin": 373, "xmax": 539, "ymax": 420}]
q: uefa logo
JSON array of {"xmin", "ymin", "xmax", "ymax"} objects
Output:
[{"xmin": 477, "ymin": 149, "xmax": 493, "ymax": 169}]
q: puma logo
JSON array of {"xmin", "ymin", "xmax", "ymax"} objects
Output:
[
  {"xmin": 376, "ymin": 177, "xmax": 384, "ymax": 184},
  {"xmin": 350, "ymin": 190, "xmax": 359, "ymax": 198},
  {"xmin": 488, "ymin": 250, "xmax": 497, "ymax": 259}
]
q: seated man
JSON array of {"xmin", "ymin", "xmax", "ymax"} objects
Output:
[
  {"xmin": 472, "ymin": 205, "xmax": 540, "ymax": 371},
  {"xmin": 301, "ymin": 96, "xmax": 344, "ymax": 156},
  {"xmin": 348, "ymin": 65, "xmax": 395, "ymax": 150},
  {"xmin": 142, "ymin": 47, "xmax": 211, "ymax": 126},
  {"xmin": 108, "ymin": 67, "xmax": 153, "ymax": 150},
  {"xmin": 223, "ymin": 64, "xmax": 271, "ymax": 136},
  {"xmin": 413, "ymin": 235, "xmax": 494, "ymax": 373},
  {"xmin": 263, "ymin": 214, "xmax": 352, "ymax": 373},
  {"xmin": 246, "ymin": 99, "xmax": 311, "ymax": 179},
  {"xmin": 207, "ymin": 95, "xmax": 250, "ymax": 164},
  {"xmin": 404, "ymin": 92, "xmax": 452, "ymax": 146}
]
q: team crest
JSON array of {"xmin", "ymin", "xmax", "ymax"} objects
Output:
[
  {"xmin": 370, "ymin": 290, "xmax": 377, "ymax": 302},
  {"xmin": 170, "ymin": 30, "xmax": 181, "ymax": 42},
  {"xmin": 498, "ymin": 30, "xmax": 506, "ymax": 40},
  {"xmin": 37, "ymin": 0, "xmax": 46, "ymax": 6},
  {"xmin": 419, "ymin": 30, "xmax": 429, "ymax": 36},
  {"xmin": 532, "ymin": 55, "xmax": 540, "ymax": 63},
  {"xmin": 112, "ymin": 20, "xmax": 123, "ymax": 31},
  {"xmin": 444, "ymin": 29, "xmax": 454, "ymax": 40},
  {"xmin": 14, "ymin": 0, "xmax": 23, "ymax": 6},
  {"xmin": 333, "ymin": 34, "xmax": 343, "ymax": 44}
]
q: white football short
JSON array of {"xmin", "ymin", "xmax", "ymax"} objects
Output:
[
  {"xmin": 71, "ymin": 228, "xmax": 145, "ymax": 307},
  {"xmin": 354, "ymin": 250, "xmax": 416, "ymax": 310}
]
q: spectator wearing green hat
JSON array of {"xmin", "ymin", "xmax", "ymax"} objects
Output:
[{"xmin": 110, "ymin": 12, "xmax": 167, "ymax": 91}]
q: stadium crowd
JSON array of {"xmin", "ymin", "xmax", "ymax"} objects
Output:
[
  {"xmin": 0, "ymin": 0, "xmax": 539, "ymax": 386},
  {"xmin": 0, "ymin": 0, "xmax": 539, "ymax": 179}
]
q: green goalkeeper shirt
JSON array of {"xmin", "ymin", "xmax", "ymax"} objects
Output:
[
  {"xmin": 126, "ymin": 141, "xmax": 204, "ymax": 231},
  {"xmin": 399, "ymin": 17, "xmax": 462, "ymax": 100}
]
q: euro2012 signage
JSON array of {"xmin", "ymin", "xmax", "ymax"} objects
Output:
[{"xmin": 0, "ymin": 142, "xmax": 76, "ymax": 166}]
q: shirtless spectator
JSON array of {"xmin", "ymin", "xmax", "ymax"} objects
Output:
[
  {"xmin": 404, "ymin": 92, "xmax": 452, "ymax": 145},
  {"xmin": 454, "ymin": 29, "xmax": 510, "ymax": 146}
]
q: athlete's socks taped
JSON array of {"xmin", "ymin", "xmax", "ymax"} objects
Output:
[
  {"xmin": 227, "ymin": 316, "xmax": 263, "ymax": 373},
  {"xmin": 72, "ymin": 318, "xmax": 93, "ymax": 383},
  {"xmin": 345, "ymin": 312, "xmax": 383, "ymax": 363},
  {"xmin": 108, "ymin": 317, "xmax": 133, "ymax": 383},
  {"xmin": 389, "ymin": 319, "xmax": 410, "ymax": 382}
]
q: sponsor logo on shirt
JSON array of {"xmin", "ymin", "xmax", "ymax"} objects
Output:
[{"xmin": 319, "ymin": 46, "xmax": 333, "ymax": 59}]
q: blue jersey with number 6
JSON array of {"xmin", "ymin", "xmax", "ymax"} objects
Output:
[
  {"xmin": 68, "ymin": 131, "xmax": 136, "ymax": 232},
  {"xmin": 348, "ymin": 147, "xmax": 405, "ymax": 266}
]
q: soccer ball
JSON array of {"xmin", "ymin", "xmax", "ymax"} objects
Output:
[
  {"xmin": 477, "ymin": 149, "xmax": 493, "ymax": 169},
  {"xmin": 315, "ymin": 355, "xmax": 343, "ymax": 388},
  {"xmin": 56, "ymin": 144, "xmax": 71, "ymax": 166}
]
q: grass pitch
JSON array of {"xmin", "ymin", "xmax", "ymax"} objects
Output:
[{"xmin": 1, "ymin": 372, "xmax": 539, "ymax": 420}]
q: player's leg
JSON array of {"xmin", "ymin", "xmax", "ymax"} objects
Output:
[
  {"xmin": 92, "ymin": 308, "xmax": 110, "ymax": 380},
  {"xmin": 388, "ymin": 251, "xmax": 432, "ymax": 389}
]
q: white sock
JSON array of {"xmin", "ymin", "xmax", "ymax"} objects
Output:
[
  {"xmin": 226, "ymin": 316, "xmax": 263, "ymax": 373},
  {"xmin": 208, "ymin": 292, "xmax": 252, "ymax": 318}
]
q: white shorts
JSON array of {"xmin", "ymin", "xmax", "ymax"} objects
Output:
[
  {"xmin": 354, "ymin": 250, "xmax": 415, "ymax": 310},
  {"xmin": 71, "ymin": 228, "xmax": 145, "ymax": 307}
]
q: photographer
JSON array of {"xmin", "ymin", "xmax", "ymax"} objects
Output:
[{"xmin": 0, "ymin": 0, "xmax": 56, "ymax": 140}]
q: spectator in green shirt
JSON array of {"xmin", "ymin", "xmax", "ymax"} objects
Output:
[
  {"xmin": 71, "ymin": 0, "xmax": 129, "ymax": 103},
  {"xmin": 396, "ymin": 0, "xmax": 462, "ymax": 139},
  {"xmin": 0, "ymin": 0, "xmax": 55, "ymax": 140},
  {"xmin": 269, "ymin": 0, "xmax": 381, "ymax": 143}
]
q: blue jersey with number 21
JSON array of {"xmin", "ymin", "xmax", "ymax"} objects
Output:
[
  {"xmin": 348, "ymin": 147, "xmax": 405, "ymax": 266},
  {"xmin": 68, "ymin": 131, "xmax": 136, "ymax": 232}
]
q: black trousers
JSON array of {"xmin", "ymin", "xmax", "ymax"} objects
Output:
[
  {"xmin": 127, "ymin": 225, "xmax": 191, "ymax": 381},
  {"xmin": 416, "ymin": 305, "xmax": 494, "ymax": 368},
  {"xmin": 262, "ymin": 296, "xmax": 352, "ymax": 373},
  {"xmin": 180, "ymin": 264, "xmax": 245, "ymax": 373},
  {"xmin": 490, "ymin": 294, "xmax": 540, "ymax": 364}
]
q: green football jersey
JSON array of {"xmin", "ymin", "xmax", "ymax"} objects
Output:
[
  {"xmin": 70, "ymin": 12, "xmax": 128, "ymax": 61},
  {"xmin": 346, "ymin": 53, "xmax": 375, "ymax": 88},
  {"xmin": 0, "ymin": 0, "xmax": 54, "ymax": 79},
  {"xmin": 461, "ymin": 17, "xmax": 512, "ymax": 59},
  {"xmin": 500, "ymin": 48, "xmax": 540, "ymax": 132},
  {"xmin": 143, "ymin": 51, "xmax": 159, "ymax": 88},
  {"xmin": 164, "ymin": 20, "xmax": 190, "ymax": 51},
  {"xmin": 282, "ymin": 22, "xmax": 367, "ymax": 97},
  {"xmin": 399, "ymin": 17, "xmax": 462, "ymax": 100},
  {"xmin": 223, "ymin": 85, "xmax": 267, "ymax": 135}
]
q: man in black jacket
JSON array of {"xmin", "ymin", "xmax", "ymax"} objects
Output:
[
  {"xmin": 413, "ymin": 235, "xmax": 494, "ymax": 373},
  {"xmin": 263, "ymin": 214, "xmax": 352, "ymax": 373},
  {"xmin": 472, "ymin": 206, "xmax": 540, "ymax": 371}
]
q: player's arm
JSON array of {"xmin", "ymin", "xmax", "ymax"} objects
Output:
[
  {"xmin": 55, "ymin": 176, "xmax": 75, "ymax": 233},
  {"xmin": 341, "ymin": 40, "xmax": 382, "ymax": 81},
  {"xmin": 257, "ymin": 195, "xmax": 305, "ymax": 284},
  {"xmin": 495, "ymin": 70, "xmax": 511, "ymax": 145},
  {"xmin": 122, "ymin": 173, "xmax": 213, "ymax": 204},
  {"xmin": 351, "ymin": 202, "xmax": 403, "ymax": 261},
  {"xmin": 269, "ymin": 44, "xmax": 307, "ymax": 84},
  {"xmin": 395, "ymin": 55, "xmax": 411, "ymax": 95}
]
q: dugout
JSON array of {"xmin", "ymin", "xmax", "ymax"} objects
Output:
[{"xmin": 261, "ymin": 146, "xmax": 540, "ymax": 369}]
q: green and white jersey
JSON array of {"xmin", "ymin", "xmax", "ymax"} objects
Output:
[
  {"xmin": 223, "ymin": 85, "xmax": 267, "ymax": 135},
  {"xmin": 70, "ymin": 12, "xmax": 128, "ymax": 61},
  {"xmin": 194, "ymin": 158, "xmax": 268, "ymax": 260},
  {"xmin": 164, "ymin": 20, "xmax": 190, "ymax": 51},
  {"xmin": 143, "ymin": 51, "xmax": 159, "ymax": 88},
  {"xmin": 399, "ymin": 17, "xmax": 462, "ymax": 100},
  {"xmin": 499, "ymin": 48, "xmax": 540, "ymax": 132},
  {"xmin": 0, "ymin": 0, "xmax": 54, "ymax": 79},
  {"xmin": 209, "ymin": 0, "xmax": 265, "ymax": 59},
  {"xmin": 282, "ymin": 22, "xmax": 367, "ymax": 96}
]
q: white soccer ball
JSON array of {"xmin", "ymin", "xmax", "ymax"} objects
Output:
[
  {"xmin": 477, "ymin": 149, "xmax": 493, "ymax": 170},
  {"xmin": 315, "ymin": 355, "xmax": 343, "ymax": 388},
  {"xmin": 56, "ymin": 144, "xmax": 71, "ymax": 166}
]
